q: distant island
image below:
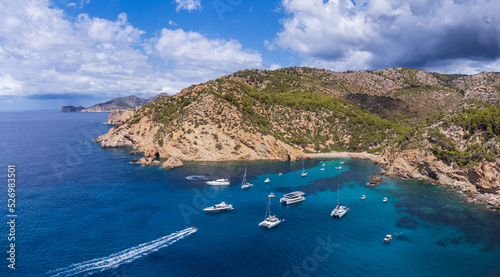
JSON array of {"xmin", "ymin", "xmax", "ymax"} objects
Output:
[
  {"xmin": 61, "ymin": 94, "xmax": 169, "ymax": 112},
  {"xmin": 61, "ymin": 105, "xmax": 85, "ymax": 112},
  {"xmin": 93, "ymin": 67, "xmax": 500, "ymax": 209}
]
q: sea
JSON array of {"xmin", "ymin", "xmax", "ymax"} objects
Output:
[{"xmin": 1, "ymin": 110, "xmax": 500, "ymax": 277}]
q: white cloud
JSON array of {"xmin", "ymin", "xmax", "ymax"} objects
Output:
[
  {"xmin": 273, "ymin": 0, "xmax": 500, "ymax": 72},
  {"xmin": 174, "ymin": 0, "xmax": 202, "ymax": 12},
  {"xmin": 0, "ymin": 0, "xmax": 263, "ymax": 107},
  {"xmin": 154, "ymin": 28, "xmax": 262, "ymax": 81}
]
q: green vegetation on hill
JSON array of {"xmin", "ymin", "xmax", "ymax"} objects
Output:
[
  {"xmin": 115, "ymin": 67, "xmax": 500, "ymax": 169},
  {"xmin": 428, "ymin": 106, "xmax": 500, "ymax": 167}
]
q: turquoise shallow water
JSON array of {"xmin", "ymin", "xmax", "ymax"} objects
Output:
[{"xmin": 1, "ymin": 111, "xmax": 500, "ymax": 277}]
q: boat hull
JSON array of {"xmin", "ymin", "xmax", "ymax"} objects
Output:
[{"xmin": 280, "ymin": 196, "xmax": 305, "ymax": 205}]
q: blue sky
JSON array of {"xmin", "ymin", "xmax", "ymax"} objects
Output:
[{"xmin": 0, "ymin": 0, "xmax": 499, "ymax": 110}]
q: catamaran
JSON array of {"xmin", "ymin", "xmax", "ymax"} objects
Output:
[
  {"xmin": 203, "ymin": 202, "xmax": 233, "ymax": 212},
  {"xmin": 331, "ymin": 182, "xmax": 349, "ymax": 218},
  {"xmin": 205, "ymin": 178, "xmax": 230, "ymax": 186},
  {"xmin": 280, "ymin": 191, "xmax": 306, "ymax": 205},
  {"xmin": 241, "ymin": 169, "xmax": 253, "ymax": 189},
  {"xmin": 259, "ymin": 193, "xmax": 282, "ymax": 229}
]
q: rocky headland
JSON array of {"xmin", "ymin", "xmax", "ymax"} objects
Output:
[{"xmin": 93, "ymin": 67, "xmax": 500, "ymax": 209}]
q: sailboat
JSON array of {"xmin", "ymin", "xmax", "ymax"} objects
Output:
[
  {"xmin": 259, "ymin": 193, "xmax": 282, "ymax": 229},
  {"xmin": 331, "ymin": 182, "xmax": 349, "ymax": 218},
  {"xmin": 241, "ymin": 169, "xmax": 253, "ymax": 189},
  {"xmin": 301, "ymin": 160, "xmax": 307, "ymax": 177}
]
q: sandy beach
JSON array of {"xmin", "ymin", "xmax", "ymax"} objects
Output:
[{"xmin": 307, "ymin": 152, "xmax": 380, "ymax": 162}]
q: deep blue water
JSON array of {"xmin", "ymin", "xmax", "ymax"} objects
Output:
[{"xmin": 1, "ymin": 111, "xmax": 500, "ymax": 277}]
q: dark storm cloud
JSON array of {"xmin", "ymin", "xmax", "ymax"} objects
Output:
[{"xmin": 274, "ymin": 0, "xmax": 500, "ymax": 73}]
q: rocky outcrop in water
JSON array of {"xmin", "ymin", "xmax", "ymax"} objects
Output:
[{"xmin": 161, "ymin": 157, "xmax": 184, "ymax": 170}]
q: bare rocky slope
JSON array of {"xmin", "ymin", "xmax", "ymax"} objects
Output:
[{"xmin": 95, "ymin": 67, "xmax": 500, "ymax": 208}]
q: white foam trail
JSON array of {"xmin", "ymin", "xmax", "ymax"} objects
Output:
[
  {"xmin": 185, "ymin": 175, "xmax": 208, "ymax": 181},
  {"xmin": 48, "ymin": 227, "xmax": 197, "ymax": 277}
]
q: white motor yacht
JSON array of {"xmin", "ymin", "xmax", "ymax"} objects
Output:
[
  {"xmin": 264, "ymin": 178, "xmax": 270, "ymax": 183},
  {"xmin": 383, "ymin": 197, "xmax": 388, "ymax": 203},
  {"xmin": 320, "ymin": 167, "xmax": 325, "ymax": 171},
  {"xmin": 203, "ymin": 202, "xmax": 233, "ymax": 212},
  {"xmin": 280, "ymin": 191, "xmax": 306, "ymax": 205},
  {"xmin": 205, "ymin": 179, "xmax": 230, "ymax": 186},
  {"xmin": 259, "ymin": 193, "xmax": 282, "ymax": 229},
  {"xmin": 361, "ymin": 195, "xmax": 366, "ymax": 200},
  {"xmin": 384, "ymin": 234, "xmax": 392, "ymax": 242}
]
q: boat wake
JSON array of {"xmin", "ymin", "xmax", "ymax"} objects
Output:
[
  {"xmin": 48, "ymin": 227, "xmax": 197, "ymax": 277},
  {"xmin": 185, "ymin": 175, "xmax": 208, "ymax": 181}
]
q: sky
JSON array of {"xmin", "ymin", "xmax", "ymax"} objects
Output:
[{"xmin": 0, "ymin": 0, "xmax": 499, "ymax": 110}]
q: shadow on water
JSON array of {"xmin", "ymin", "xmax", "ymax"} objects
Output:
[{"xmin": 383, "ymin": 177, "xmax": 500, "ymax": 251}]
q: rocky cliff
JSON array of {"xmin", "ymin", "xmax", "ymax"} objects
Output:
[{"xmin": 377, "ymin": 149, "xmax": 500, "ymax": 209}]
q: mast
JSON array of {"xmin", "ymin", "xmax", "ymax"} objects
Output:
[
  {"xmin": 266, "ymin": 193, "xmax": 275, "ymax": 219},
  {"xmin": 336, "ymin": 182, "xmax": 340, "ymax": 206},
  {"xmin": 241, "ymin": 169, "xmax": 247, "ymax": 186}
]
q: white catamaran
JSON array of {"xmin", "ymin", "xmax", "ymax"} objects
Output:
[
  {"xmin": 331, "ymin": 182, "xmax": 349, "ymax": 218},
  {"xmin": 259, "ymin": 193, "xmax": 282, "ymax": 229},
  {"xmin": 241, "ymin": 169, "xmax": 253, "ymax": 189},
  {"xmin": 280, "ymin": 191, "xmax": 306, "ymax": 205}
]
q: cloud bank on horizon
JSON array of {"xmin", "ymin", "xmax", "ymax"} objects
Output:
[{"xmin": 0, "ymin": 0, "xmax": 499, "ymax": 109}]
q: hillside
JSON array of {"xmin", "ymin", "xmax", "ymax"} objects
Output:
[
  {"xmin": 94, "ymin": 67, "xmax": 500, "ymax": 207},
  {"xmin": 81, "ymin": 95, "xmax": 148, "ymax": 112}
]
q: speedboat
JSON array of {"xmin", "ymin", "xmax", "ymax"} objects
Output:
[
  {"xmin": 280, "ymin": 191, "xmax": 306, "ymax": 205},
  {"xmin": 340, "ymin": 161, "xmax": 345, "ymax": 165},
  {"xmin": 203, "ymin": 202, "xmax": 233, "ymax": 212},
  {"xmin": 320, "ymin": 167, "xmax": 325, "ymax": 171},
  {"xmin": 338, "ymin": 166, "xmax": 342, "ymax": 170},
  {"xmin": 259, "ymin": 193, "xmax": 282, "ymax": 229},
  {"xmin": 322, "ymin": 163, "xmax": 326, "ymax": 167},
  {"xmin": 384, "ymin": 234, "xmax": 392, "ymax": 242},
  {"xmin": 361, "ymin": 195, "xmax": 366, "ymax": 200},
  {"xmin": 301, "ymin": 171, "xmax": 307, "ymax": 177},
  {"xmin": 383, "ymin": 197, "xmax": 388, "ymax": 203},
  {"xmin": 264, "ymin": 178, "xmax": 270, "ymax": 183},
  {"xmin": 205, "ymin": 179, "xmax": 230, "ymax": 186}
]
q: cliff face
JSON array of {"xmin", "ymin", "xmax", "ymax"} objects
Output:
[
  {"xmin": 95, "ymin": 86, "xmax": 304, "ymax": 162},
  {"xmin": 378, "ymin": 149, "xmax": 500, "ymax": 208},
  {"xmin": 61, "ymin": 105, "xmax": 85, "ymax": 112}
]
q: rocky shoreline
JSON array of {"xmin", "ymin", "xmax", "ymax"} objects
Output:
[{"xmin": 308, "ymin": 151, "xmax": 500, "ymax": 210}]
